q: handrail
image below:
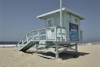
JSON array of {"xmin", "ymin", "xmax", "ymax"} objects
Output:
[
  {"xmin": 17, "ymin": 31, "xmax": 32, "ymax": 45},
  {"xmin": 17, "ymin": 29, "xmax": 45, "ymax": 46}
]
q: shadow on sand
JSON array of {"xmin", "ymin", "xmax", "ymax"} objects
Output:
[{"xmin": 24, "ymin": 50, "xmax": 89, "ymax": 60}]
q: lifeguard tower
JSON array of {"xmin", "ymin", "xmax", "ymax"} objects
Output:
[{"xmin": 16, "ymin": 7, "xmax": 84, "ymax": 59}]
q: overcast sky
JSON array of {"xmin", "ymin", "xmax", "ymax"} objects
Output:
[{"xmin": 0, "ymin": 0, "xmax": 100, "ymax": 42}]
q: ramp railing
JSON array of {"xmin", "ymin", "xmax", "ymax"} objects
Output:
[{"xmin": 16, "ymin": 26, "xmax": 66, "ymax": 51}]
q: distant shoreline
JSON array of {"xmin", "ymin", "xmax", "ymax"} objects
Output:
[
  {"xmin": 0, "ymin": 41, "xmax": 18, "ymax": 44},
  {"xmin": 0, "ymin": 41, "xmax": 100, "ymax": 45}
]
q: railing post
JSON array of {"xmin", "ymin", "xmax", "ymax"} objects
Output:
[
  {"xmin": 32, "ymin": 31, "xmax": 34, "ymax": 41},
  {"xmin": 38, "ymin": 30, "xmax": 40, "ymax": 41},
  {"xmin": 21, "ymin": 40, "xmax": 24, "ymax": 48},
  {"xmin": 46, "ymin": 28, "xmax": 48, "ymax": 41},
  {"xmin": 65, "ymin": 28, "xmax": 67, "ymax": 42},
  {"xmin": 26, "ymin": 34, "xmax": 28, "ymax": 42},
  {"xmin": 55, "ymin": 27, "xmax": 57, "ymax": 41},
  {"xmin": 16, "ymin": 43, "xmax": 19, "ymax": 51}
]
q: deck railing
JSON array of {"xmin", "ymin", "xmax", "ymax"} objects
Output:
[{"xmin": 16, "ymin": 26, "xmax": 66, "ymax": 48}]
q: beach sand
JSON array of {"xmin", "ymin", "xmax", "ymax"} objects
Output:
[{"xmin": 0, "ymin": 45, "xmax": 100, "ymax": 67}]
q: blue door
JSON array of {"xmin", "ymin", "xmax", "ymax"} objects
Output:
[{"xmin": 69, "ymin": 23, "xmax": 79, "ymax": 41}]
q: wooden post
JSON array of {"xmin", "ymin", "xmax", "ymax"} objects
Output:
[
  {"xmin": 36, "ymin": 43, "xmax": 39, "ymax": 54},
  {"xmin": 75, "ymin": 43, "xmax": 78, "ymax": 52},
  {"xmin": 55, "ymin": 44, "xmax": 59, "ymax": 59}
]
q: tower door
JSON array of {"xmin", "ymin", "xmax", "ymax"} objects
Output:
[{"xmin": 69, "ymin": 23, "xmax": 79, "ymax": 41}]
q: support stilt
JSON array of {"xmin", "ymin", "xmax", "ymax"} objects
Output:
[
  {"xmin": 75, "ymin": 43, "xmax": 78, "ymax": 52},
  {"xmin": 55, "ymin": 44, "xmax": 59, "ymax": 59},
  {"xmin": 36, "ymin": 43, "xmax": 39, "ymax": 54}
]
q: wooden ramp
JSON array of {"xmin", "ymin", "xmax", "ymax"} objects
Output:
[{"xmin": 19, "ymin": 41, "xmax": 36, "ymax": 52}]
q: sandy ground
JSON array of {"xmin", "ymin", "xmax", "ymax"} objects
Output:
[{"xmin": 0, "ymin": 45, "xmax": 100, "ymax": 67}]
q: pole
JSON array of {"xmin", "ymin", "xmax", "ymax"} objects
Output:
[{"xmin": 60, "ymin": 0, "xmax": 62, "ymax": 41}]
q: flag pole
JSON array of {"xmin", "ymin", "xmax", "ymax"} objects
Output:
[{"xmin": 60, "ymin": 0, "xmax": 62, "ymax": 41}]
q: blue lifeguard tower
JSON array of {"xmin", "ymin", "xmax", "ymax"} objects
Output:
[{"xmin": 16, "ymin": 6, "xmax": 84, "ymax": 59}]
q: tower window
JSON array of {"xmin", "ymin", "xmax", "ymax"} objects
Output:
[
  {"xmin": 75, "ymin": 19, "xmax": 78, "ymax": 23},
  {"xmin": 48, "ymin": 20, "xmax": 52, "ymax": 27}
]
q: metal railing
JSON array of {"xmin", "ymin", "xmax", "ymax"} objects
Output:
[{"xmin": 16, "ymin": 26, "xmax": 66, "ymax": 49}]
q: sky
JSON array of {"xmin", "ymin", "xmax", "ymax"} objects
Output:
[{"xmin": 0, "ymin": 0, "xmax": 100, "ymax": 42}]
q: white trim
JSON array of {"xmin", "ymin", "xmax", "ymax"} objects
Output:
[{"xmin": 37, "ymin": 7, "xmax": 85, "ymax": 20}]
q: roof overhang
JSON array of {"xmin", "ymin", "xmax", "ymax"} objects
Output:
[{"xmin": 37, "ymin": 7, "xmax": 85, "ymax": 20}]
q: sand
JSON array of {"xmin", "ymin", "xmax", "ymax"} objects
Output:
[{"xmin": 0, "ymin": 45, "xmax": 100, "ymax": 67}]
